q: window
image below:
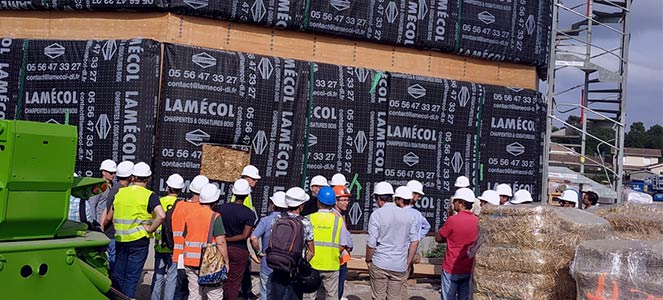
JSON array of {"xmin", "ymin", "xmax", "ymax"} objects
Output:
[{"xmin": 643, "ymin": 158, "xmax": 652, "ymax": 165}]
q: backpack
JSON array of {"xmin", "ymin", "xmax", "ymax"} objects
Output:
[
  {"xmin": 266, "ymin": 212, "xmax": 306, "ymax": 274},
  {"xmin": 160, "ymin": 199, "xmax": 182, "ymax": 250}
]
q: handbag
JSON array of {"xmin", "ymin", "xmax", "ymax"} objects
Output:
[
  {"xmin": 198, "ymin": 213, "xmax": 228, "ymax": 285},
  {"xmin": 295, "ymin": 259, "xmax": 321, "ymax": 293}
]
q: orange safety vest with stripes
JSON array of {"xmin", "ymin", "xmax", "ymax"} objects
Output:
[
  {"xmin": 171, "ymin": 201, "xmax": 196, "ymax": 263},
  {"xmin": 332, "ymin": 209, "xmax": 352, "ymax": 265},
  {"xmin": 182, "ymin": 205, "xmax": 218, "ymax": 267}
]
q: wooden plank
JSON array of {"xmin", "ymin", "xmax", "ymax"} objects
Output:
[
  {"xmin": 347, "ymin": 257, "xmax": 442, "ymax": 276},
  {"xmin": 0, "ymin": 11, "xmax": 537, "ymax": 89}
]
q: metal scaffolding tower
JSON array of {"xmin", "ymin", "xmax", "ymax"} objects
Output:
[{"xmin": 543, "ymin": 0, "xmax": 632, "ymax": 202}]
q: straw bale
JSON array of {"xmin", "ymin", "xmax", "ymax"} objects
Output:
[
  {"xmin": 572, "ymin": 240, "xmax": 663, "ymax": 299},
  {"xmin": 591, "ymin": 203, "xmax": 663, "ymax": 240},
  {"xmin": 473, "ymin": 267, "xmax": 576, "ymax": 300},
  {"xmin": 474, "ymin": 246, "xmax": 566, "ymax": 274},
  {"xmin": 199, "ymin": 144, "xmax": 250, "ymax": 182}
]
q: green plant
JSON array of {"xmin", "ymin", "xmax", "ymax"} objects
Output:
[{"xmin": 425, "ymin": 243, "xmax": 447, "ymax": 258}]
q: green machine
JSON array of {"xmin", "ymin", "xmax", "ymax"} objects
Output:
[{"xmin": 0, "ymin": 120, "xmax": 124, "ymax": 300}]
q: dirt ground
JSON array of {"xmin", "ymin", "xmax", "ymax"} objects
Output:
[{"xmin": 137, "ymin": 270, "xmax": 441, "ymax": 300}]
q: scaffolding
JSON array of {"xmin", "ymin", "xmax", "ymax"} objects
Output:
[{"xmin": 543, "ymin": 0, "xmax": 632, "ymax": 202}]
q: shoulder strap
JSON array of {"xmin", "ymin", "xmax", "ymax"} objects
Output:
[{"xmin": 207, "ymin": 213, "xmax": 220, "ymax": 243}]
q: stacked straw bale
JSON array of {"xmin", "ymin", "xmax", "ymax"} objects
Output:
[
  {"xmin": 473, "ymin": 205, "xmax": 613, "ymax": 300},
  {"xmin": 590, "ymin": 203, "xmax": 663, "ymax": 240}
]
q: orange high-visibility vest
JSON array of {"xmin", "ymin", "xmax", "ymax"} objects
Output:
[
  {"xmin": 182, "ymin": 205, "xmax": 218, "ymax": 267},
  {"xmin": 171, "ymin": 201, "xmax": 195, "ymax": 263}
]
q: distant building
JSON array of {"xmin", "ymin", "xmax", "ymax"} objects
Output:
[
  {"xmin": 614, "ymin": 148, "xmax": 662, "ymax": 171},
  {"xmin": 549, "ymin": 143, "xmax": 609, "ymax": 173}
]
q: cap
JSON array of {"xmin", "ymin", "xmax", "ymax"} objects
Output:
[
  {"xmin": 454, "ymin": 176, "xmax": 470, "ymax": 188},
  {"xmin": 285, "ymin": 187, "xmax": 310, "ymax": 207},
  {"xmin": 394, "ymin": 186, "xmax": 413, "ymax": 200},
  {"xmin": 116, "ymin": 161, "xmax": 134, "ymax": 178},
  {"xmin": 495, "ymin": 184, "xmax": 513, "ymax": 197},
  {"xmin": 166, "ymin": 173, "xmax": 185, "ymax": 189},
  {"xmin": 232, "ymin": 179, "xmax": 251, "ymax": 196},
  {"xmin": 317, "ymin": 186, "xmax": 336, "ymax": 206},
  {"xmin": 241, "ymin": 165, "xmax": 261, "ymax": 180},
  {"xmin": 199, "ymin": 184, "xmax": 221, "ymax": 204},
  {"xmin": 100, "ymin": 159, "xmax": 117, "ymax": 172},
  {"xmin": 333, "ymin": 186, "xmax": 351, "ymax": 198},
  {"xmin": 406, "ymin": 180, "xmax": 425, "ymax": 195},
  {"xmin": 511, "ymin": 190, "xmax": 534, "ymax": 204},
  {"xmin": 373, "ymin": 182, "xmax": 394, "ymax": 196},
  {"xmin": 132, "ymin": 162, "xmax": 152, "ymax": 177},
  {"xmin": 330, "ymin": 173, "xmax": 348, "ymax": 186},
  {"xmin": 478, "ymin": 190, "xmax": 500, "ymax": 206},
  {"xmin": 270, "ymin": 191, "xmax": 288, "ymax": 208},
  {"xmin": 452, "ymin": 188, "xmax": 476, "ymax": 203},
  {"xmin": 557, "ymin": 189, "xmax": 579, "ymax": 204},
  {"xmin": 189, "ymin": 175, "xmax": 210, "ymax": 194},
  {"xmin": 310, "ymin": 175, "xmax": 330, "ymax": 188}
]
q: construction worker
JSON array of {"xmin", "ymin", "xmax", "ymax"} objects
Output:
[
  {"xmin": 332, "ymin": 186, "xmax": 353, "ymax": 300},
  {"xmin": 330, "ymin": 173, "xmax": 348, "ymax": 187},
  {"xmin": 250, "ymin": 191, "xmax": 288, "ymax": 300},
  {"xmin": 109, "ymin": 162, "xmax": 166, "ymax": 299},
  {"xmin": 478, "ymin": 190, "xmax": 500, "ymax": 207},
  {"xmin": 435, "ymin": 188, "xmax": 478, "ymax": 300},
  {"xmin": 366, "ymin": 183, "xmax": 419, "ymax": 300},
  {"xmin": 495, "ymin": 184, "xmax": 513, "ymax": 205},
  {"xmin": 237, "ymin": 165, "xmax": 261, "ymax": 300},
  {"xmin": 216, "ymin": 179, "xmax": 257, "ymax": 300},
  {"xmin": 68, "ymin": 173, "xmax": 94, "ymax": 224},
  {"xmin": 182, "ymin": 183, "xmax": 229, "ymax": 300},
  {"xmin": 151, "ymin": 173, "xmax": 184, "ymax": 300},
  {"xmin": 557, "ymin": 189, "xmax": 579, "ymax": 208},
  {"xmin": 88, "ymin": 159, "xmax": 117, "ymax": 224},
  {"xmin": 302, "ymin": 174, "xmax": 329, "ymax": 216},
  {"xmin": 102, "ymin": 160, "xmax": 134, "ymax": 273},
  {"xmin": 402, "ymin": 181, "xmax": 431, "ymax": 300},
  {"xmin": 509, "ymin": 190, "xmax": 534, "ymax": 205},
  {"xmin": 172, "ymin": 175, "xmax": 209, "ymax": 300},
  {"xmin": 582, "ymin": 191, "xmax": 599, "ymax": 209},
  {"xmin": 304, "ymin": 186, "xmax": 342, "ymax": 300}
]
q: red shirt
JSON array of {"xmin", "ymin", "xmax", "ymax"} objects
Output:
[{"xmin": 439, "ymin": 210, "xmax": 479, "ymax": 274}]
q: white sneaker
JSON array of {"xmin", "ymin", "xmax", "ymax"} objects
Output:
[{"xmin": 341, "ymin": 297, "xmax": 348, "ymax": 300}]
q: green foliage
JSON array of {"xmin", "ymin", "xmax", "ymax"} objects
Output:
[
  {"xmin": 425, "ymin": 243, "xmax": 447, "ymax": 258},
  {"xmin": 626, "ymin": 122, "xmax": 663, "ymax": 158}
]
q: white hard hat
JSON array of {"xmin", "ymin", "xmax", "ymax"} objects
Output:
[
  {"xmin": 495, "ymin": 184, "xmax": 513, "ymax": 197},
  {"xmin": 557, "ymin": 189, "xmax": 579, "ymax": 204},
  {"xmin": 189, "ymin": 175, "xmax": 210, "ymax": 194},
  {"xmin": 99, "ymin": 159, "xmax": 117, "ymax": 172},
  {"xmin": 166, "ymin": 173, "xmax": 185, "ymax": 189},
  {"xmin": 232, "ymin": 179, "xmax": 251, "ymax": 196},
  {"xmin": 407, "ymin": 180, "xmax": 425, "ymax": 195},
  {"xmin": 394, "ymin": 186, "xmax": 413, "ymax": 200},
  {"xmin": 116, "ymin": 161, "xmax": 135, "ymax": 178},
  {"xmin": 373, "ymin": 182, "xmax": 394, "ymax": 196},
  {"xmin": 132, "ymin": 162, "xmax": 152, "ymax": 177},
  {"xmin": 270, "ymin": 191, "xmax": 288, "ymax": 208},
  {"xmin": 73, "ymin": 173, "xmax": 79, "ymax": 178},
  {"xmin": 330, "ymin": 173, "xmax": 348, "ymax": 186},
  {"xmin": 241, "ymin": 165, "xmax": 261, "ymax": 180},
  {"xmin": 199, "ymin": 183, "xmax": 221, "ymax": 204},
  {"xmin": 478, "ymin": 190, "xmax": 500, "ymax": 206},
  {"xmin": 285, "ymin": 187, "xmax": 310, "ymax": 207},
  {"xmin": 452, "ymin": 188, "xmax": 476, "ymax": 203},
  {"xmin": 511, "ymin": 190, "xmax": 534, "ymax": 204},
  {"xmin": 454, "ymin": 176, "xmax": 470, "ymax": 188},
  {"xmin": 310, "ymin": 175, "xmax": 329, "ymax": 188}
]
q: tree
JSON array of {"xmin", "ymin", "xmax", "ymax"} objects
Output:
[{"xmin": 625, "ymin": 122, "xmax": 648, "ymax": 148}]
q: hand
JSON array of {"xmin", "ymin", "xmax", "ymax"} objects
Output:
[
  {"xmin": 250, "ymin": 255, "xmax": 261, "ymax": 264},
  {"xmin": 414, "ymin": 254, "xmax": 422, "ymax": 264},
  {"xmin": 142, "ymin": 224, "xmax": 151, "ymax": 233}
]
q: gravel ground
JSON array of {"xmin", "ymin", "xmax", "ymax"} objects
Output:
[{"xmin": 137, "ymin": 270, "xmax": 441, "ymax": 300}]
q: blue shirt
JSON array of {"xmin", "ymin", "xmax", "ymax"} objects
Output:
[
  {"xmin": 367, "ymin": 202, "xmax": 419, "ymax": 272},
  {"xmin": 251, "ymin": 211, "xmax": 280, "ymax": 275},
  {"xmin": 405, "ymin": 205, "xmax": 430, "ymax": 242}
]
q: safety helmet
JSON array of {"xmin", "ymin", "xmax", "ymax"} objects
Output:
[
  {"xmin": 285, "ymin": 187, "xmax": 310, "ymax": 207},
  {"xmin": 310, "ymin": 175, "xmax": 329, "ymax": 188},
  {"xmin": 317, "ymin": 186, "xmax": 336, "ymax": 206},
  {"xmin": 166, "ymin": 173, "xmax": 185, "ymax": 189},
  {"xmin": 407, "ymin": 180, "xmax": 425, "ymax": 195},
  {"xmin": 557, "ymin": 189, "xmax": 579, "ymax": 204},
  {"xmin": 454, "ymin": 176, "xmax": 470, "ymax": 188},
  {"xmin": 189, "ymin": 175, "xmax": 210, "ymax": 194},
  {"xmin": 330, "ymin": 173, "xmax": 348, "ymax": 186},
  {"xmin": 99, "ymin": 159, "xmax": 117, "ymax": 172},
  {"xmin": 478, "ymin": 190, "xmax": 500, "ymax": 206},
  {"xmin": 270, "ymin": 191, "xmax": 288, "ymax": 208},
  {"xmin": 199, "ymin": 184, "xmax": 221, "ymax": 204},
  {"xmin": 511, "ymin": 190, "xmax": 534, "ymax": 204},
  {"xmin": 495, "ymin": 184, "xmax": 513, "ymax": 197},
  {"xmin": 452, "ymin": 188, "xmax": 476, "ymax": 203},
  {"xmin": 333, "ymin": 186, "xmax": 351, "ymax": 198},
  {"xmin": 116, "ymin": 161, "xmax": 134, "ymax": 178},
  {"xmin": 394, "ymin": 186, "xmax": 413, "ymax": 200},
  {"xmin": 232, "ymin": 179, "xmax": 251, "ymax": 196},
  {"xmin": 241, "ymin": 165, "xmax": 261, "ymax": 180},
  {"xmin": 373, "ymin": 182, "xmax": 394, "ymax": 196}
]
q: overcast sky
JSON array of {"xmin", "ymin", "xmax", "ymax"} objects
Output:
[{"xmin": 549, "ymin": 0, "xmax": 663, "ymax": 130}]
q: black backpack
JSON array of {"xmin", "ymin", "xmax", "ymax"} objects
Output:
[
  {"xmin": 160, "ymin": 199, "xmax": 181, "ymax": 250},
  {"xmin": 266, "ymin": 212, "xmax": 306, "ymax": 274}
]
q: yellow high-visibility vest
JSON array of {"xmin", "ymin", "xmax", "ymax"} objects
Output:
[
  {"xmin": 231, "ymin": 194, "xmax": 254, "ymax": 211},
  {"xmin": 154, "ymin": 195, "xmax": 177, "ymax": 253},
  {"xmin": 113, "ymin": 186, "xmax": 153, "ymax": 242},
  {"xmin": 308, "ymin": 211, "xmax": 343, "ymax": 271}
]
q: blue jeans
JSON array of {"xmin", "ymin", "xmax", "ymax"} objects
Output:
[
  {"xmin": 441, "ymin": 271, "xmax": 471, "ymax": 300},
  {"xmin": 151, "ymin": 252, "xmax": 177, "ymax": 300},
  {"xmin": 107, "ymin": 239, "xmax": 116, "ymax": 271},
  {"xmin": 259, "ymin": 270, "xmax": 272, "ymax": 300},
  {"xmin": 113, "ymin": 243, "xmax": 149, "ymax": 298},
  {"xmin": 269, "ymin": 271, "xmax": 302, "ymax": 300},
  {"xmin": 338, "ymin": 263, "xmax": 348, "ymax": 299}
]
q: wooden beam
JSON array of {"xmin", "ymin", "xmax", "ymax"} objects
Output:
[
  {"xmin": 347, "ymin": 257, "xmax": 442, "ymax": 276},
  {"xmin": 0, "ymin": 11, "xmax": 537, "ymax": 89}
]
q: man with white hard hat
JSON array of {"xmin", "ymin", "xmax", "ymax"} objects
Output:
[
  {"xmin": 398, "ymin": 182, "xmax": 430, "ymax": 300},
  {"xmin": 509, "ymin": 190, "xmax": 534, "ymax": 205},
  {"xmin": 330, "ymin": 173, "xmax": 348, "ymax": 187},
  {"xmin": 109, "ymin": 162, "xmax": 166, "ymax": 299},
  {"xmin": 181, "ymin": 183, "xmax": 228, "ymax": 300},
  {"xmin": 366, "ymin": 183, "xmax": 419, "ymax": 300},
  {"xmin": 435, "ymin": 188, "xmax": 478, "ymax": 300},
  {"xmin": 557, "ymin": 189, "xmax": 579, "ymax": 208},
  {"xmin": 215, "ymin": 179, "xmax": 257, "ymax": 300},
  {"xmin": 454, "ymin": 176, "xmax": 470, "ymax": 188},
  {"xmin": 302, "ymin": 175, "xmax": 329, "ymax": 216},
  {"xmin": 269, "ymin": 187, "xmax": 315, "ymax": 300},
  {"xmin": 249, "ymin": 191, "xmax": 288, "ymax": 300},
  {"xmin": 88, "ymin": 159, "xmax": 117, "ymax": 224},
  {"xmin": 151, "ymin": 173, "xmax": 185, "ymax": 300},
  {"xmin": 101, "ymin": 160, "xmax": 134, "ymax": 273},
  {"xmin": 495, "ymin": 184, "xmax": 513, "ymax": 205},
  {"xmin": 238, "ymin": 165, "xmax": 261, "ymax": 299},
  {"xmin": 478, "ymin": 190, "xmax": 500, "ymax": 207}
]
